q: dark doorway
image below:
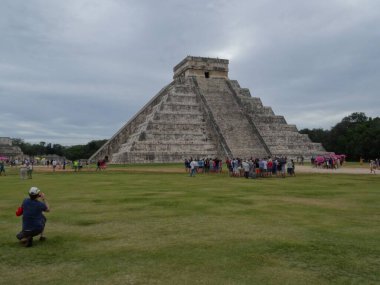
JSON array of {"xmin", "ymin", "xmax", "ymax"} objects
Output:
[{"xmin": 205, "ymin": 72, "xmax": 210, "ymax": 78}]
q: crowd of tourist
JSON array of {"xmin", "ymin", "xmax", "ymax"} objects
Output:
[
  {"xmin": 185, "ymin": 157, "xmax": 296, "ymax": 178},
  {"xmin": 185, "ymin": 155, "xmax": 378, "ymax": 176},
  {"xmin": 311, "ymin": 154, "xmax": 346, "ymax": 169},
  {"xmin": 185, "ymin": 158, "xmax": 223, "ymax": 177},
  {"xmin": 0, "ymin": 158, "xmax": 94, "ymax": 179}
]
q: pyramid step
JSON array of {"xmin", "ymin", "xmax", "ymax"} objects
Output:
[
  {"xmin": 129, "ymin": 142, "xmax": 218, "ymax": 152},
  {"xmin": 112, "ymin": 151, "xmax": 219, "ymax": 163},
  {"xmin": 160, "ymin": 102, "xmax": 200, "ymax": 113},
  {"xmin": 167, "ymin": 95, "xmax": 198, "ymax": 104}
]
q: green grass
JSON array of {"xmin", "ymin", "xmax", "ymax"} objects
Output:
[{"xmin": 0, "ymin": 166, "xmax": 379, "ymax": 285}]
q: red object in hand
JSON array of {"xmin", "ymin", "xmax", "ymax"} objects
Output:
[{"xmin": 16, "ymin": 207, "xmax": 23, "ymax": 216}]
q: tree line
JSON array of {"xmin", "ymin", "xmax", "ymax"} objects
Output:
[
  {"xmin": 300, "ymin": 112, "xmax": 380, "ymax": 161},
  {"xmin": 12, "ymin": 139, "xmax": 107, "ymax": 161}
]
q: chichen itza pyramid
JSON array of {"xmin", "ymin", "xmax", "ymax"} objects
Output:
[{"xmin": 90, "ymin": 56, "xmax": 325, "ymax": 163}]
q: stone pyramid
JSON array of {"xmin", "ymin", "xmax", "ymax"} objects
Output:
[{"xmin": 90, "ymin": 56, "xmax": 325, "ymax": 163}]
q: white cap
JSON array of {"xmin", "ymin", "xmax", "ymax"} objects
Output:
[{"xmin": 29, "ymin": 187, "xmax": 40, "ymax": 195}]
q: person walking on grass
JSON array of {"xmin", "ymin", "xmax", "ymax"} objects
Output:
[
  {"xmin": 27, "ymin": 162, "xmax": 33, "ymax": 179},
  {"xmin": 19, "ymin": 163, "xmax": 27, "ymax": 179},
  {"xmin": 16, "ymin": 187, "xmax": 50, "ymax": 247}
]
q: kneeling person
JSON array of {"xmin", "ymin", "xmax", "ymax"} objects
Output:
[{"xmin": 16, "ymin": 187, "xmax": 50, "ymax": 247}]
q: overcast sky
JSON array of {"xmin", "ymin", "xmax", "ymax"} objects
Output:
[{"xmin": 1, "ymin": 0, "xmax": 379, "ymax": 145}]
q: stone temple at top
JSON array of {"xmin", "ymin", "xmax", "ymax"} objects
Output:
[{"xmin": 90, "ymin": 56, "xmax": 325, "ymax": 163}]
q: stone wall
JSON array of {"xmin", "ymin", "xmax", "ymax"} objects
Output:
[
  {"xmin": 0, "ymin": 137, "xmax": 24, "ymax": 158},
  {"xmin": 174, "ymin": 56, "xmax": 229, "ymax": 80},
  {"xmin": 0, "ymin": 137, "xmax": 12, "ymax": 146}
]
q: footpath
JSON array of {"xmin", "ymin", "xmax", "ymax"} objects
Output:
[{"xmin": 296, "ymin": 165, "xmax": 374, "ymax": 175}]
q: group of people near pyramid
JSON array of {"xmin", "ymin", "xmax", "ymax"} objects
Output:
[{"xmin": 185, "ymin": 157, "xmax": 295, "ymax": 178}]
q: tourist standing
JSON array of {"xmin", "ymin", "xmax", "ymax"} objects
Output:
[
  {"xmin": 242, "ymin": 160, "xmax": 250, "ymax": 179},
  {"xmin": 232, "ymin": 158, "xmax": 239, "ymax": 177},
  {"xmin": 0, "ymin": 160, "xmax": 6, "ymax": 176},
  {"xmin": 73, "ymin": 160, "xmax": 79, "ymax": 172},
  {"xmin": 20, "ymin": 163, "xmax": 27, "ymax": 179},
  {"xmin": 198, "ymin": 159, "xmax": 205, "ymax": 173},
  {"xmin": 205, "ymin": 158, "xmax": 210, "ymax": 174},
  {"xmin": 189, "ymin": 159, "xmax": 197, "ymax": 177},
  {"xmin": 291, "ymin": 159, "xmax": 295, "ymax": 176},
  {"xmin": 370, "ymin": 160, "xmax": 376, "ymax": 174},
  {"xmin": 96, "ymin": 160, "xmax": 101, "ymax": 171},
  {"xmin": 52, "ymin": 160, "xmax": 57, "ymax": 172},
  {"xmin": 267, "ymin": 159, "xmax": 273, "ymax": 177},
  {"xmin": 184, "ymin": 159, "xmax": 190, "ymax": 173},
  {"xmin": 27, "ymin": 162, "xmax": 33, "ymax": 179},
  {"xmin": 280, "ymin": 157, "xmax": 287, "ymax": 178},
  {"xmin": 262, "ymin": 158, "xmax": 268, "ymax": 177},
  {"xmin": 258, "ymin": 159, "xmax": 264, "ymax": 177},
  {"xmin": 272, "ymin": 159, "xmax": 278, "ymax": 176}
]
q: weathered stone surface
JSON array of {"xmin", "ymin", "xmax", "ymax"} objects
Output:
[
  {"xmin": 0, "ymin": 137, "xmax": 24, "ymax": 159},
  {"xmin": 90, "ymin": 56, "xmax": 326, "ymax": 163}
]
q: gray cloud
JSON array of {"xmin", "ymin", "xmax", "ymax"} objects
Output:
[{"xmin": 1, "ymin": 0, "xmax": 379, "ymax": 145}]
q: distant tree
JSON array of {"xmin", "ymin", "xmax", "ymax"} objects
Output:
[
  {"xmin": 11, "ymin": 138, "xmax": 24, "ymax": 146},
  {"xmin": 46, "ymin": 143, "xmax": 53, "ymax": 154},
  {"xmin": 342, "ymin": 112, "xmax": 368, "ymax": 124},
  {"xmin": 302, "ymin": 112, "xmax": 380, "ymax": 161},
  {"xmin": 299, "ymin": 128, "xmax": 329, "ymax": 149},
  {"xmin": 63, "ymin": 145, "xmax": 84, "ymax": 161},
  {"xmin": 12, "ymin": 138, "xmax": 36, "ymax": 156},
  {"xmin": 12, "ymin": 138, "xmax": 108, "ymax": 161},
  {"xmin": 63, "ymin": 139, "xmax": 108, "ymax": 160},
  {"xmin": 52, "ymin": 144, "xmax": 64, "ymax": 156},
  {"xmin": 83, "ymin": 140, "xmax": 108, "ymax": 158}
]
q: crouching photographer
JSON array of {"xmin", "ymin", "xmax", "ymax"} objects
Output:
[{"xmin": 16, "ymin": 187, "xmax": 50, "ymax": 247}]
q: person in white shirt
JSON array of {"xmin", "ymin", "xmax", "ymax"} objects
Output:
[{"xmin": 189, "ymin": 160, "xmax": 198, "ymax": 177}]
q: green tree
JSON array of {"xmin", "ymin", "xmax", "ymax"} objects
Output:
[
  {"xmin": 303, "ymin": 112, "xmax": 380, "ymax": 161},
  {"xmin": 299, "ymin": 128, "xmax": 329, "ymax": 149},
  {"xmin": 63, "ymin": 139, "xmax": 108, "ymax": 160},
  {"xmin": 52, "ymin": 144, "xmax": 64, "ymax": 156}
]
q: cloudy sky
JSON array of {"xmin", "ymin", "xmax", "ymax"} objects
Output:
[{"xmin": 1, "ymin": 0, "xmax": 379, "ymax": 145}]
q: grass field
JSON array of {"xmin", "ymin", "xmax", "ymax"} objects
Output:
[{"xmin": 0, "ymin": 166, "xmax": 379, "ymax": 285}]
